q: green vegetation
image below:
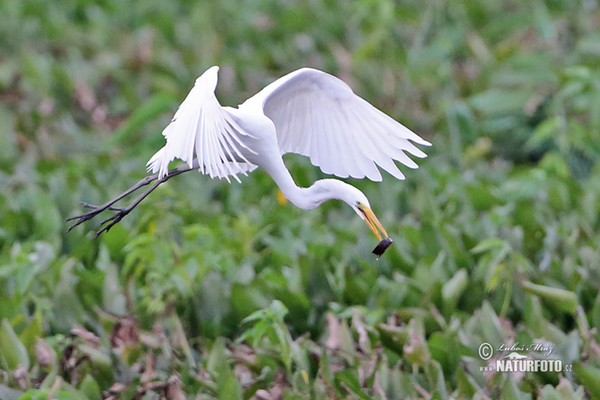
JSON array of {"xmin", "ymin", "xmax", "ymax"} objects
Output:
[{"xmin": 1, "ymin": 0, "xmax": 599, "ymax": 398}]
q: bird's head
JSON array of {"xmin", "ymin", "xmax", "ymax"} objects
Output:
[
  {"xmin": 328, "ymin": 182, "xmax": 389, "ymax": 242},
  {"xmin": 352, "ymin": 200, "xmax": 388, "ymax": 242},
  {"xmin": 307, "ymin": 179, "xmax": 393, "ymax": 256},
  {"xmin": 348, "ymin": 189, "xmax": 394, "ymax": 257}
]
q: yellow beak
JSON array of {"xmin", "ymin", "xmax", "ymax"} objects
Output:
[{"xmin": 358, "ymin": 204, "xmax": 388, "ymax": 241}]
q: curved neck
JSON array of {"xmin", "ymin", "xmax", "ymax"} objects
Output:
[
  {"xmin": 269, "ymin": 167, "xmax": 317, "ymax": 209},
  {"xmin": 265, "ymin": 161, "xmax": 355, "ymax": 210}
]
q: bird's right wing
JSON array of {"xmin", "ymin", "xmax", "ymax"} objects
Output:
[
  {"xmin": 147, "ymin": 66, "xmax": 257, "ymax": 182},
  {"xmin": 246, "ymin": 68, "xmax": 430, "ymax": 181}
]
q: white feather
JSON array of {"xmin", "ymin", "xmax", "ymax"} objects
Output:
[
  {"xmin": 147, "ymin": 66, "xmax": 430, "ymax": 191},
  {"xmin": 244, "ymin": 68, "xmax": 431, "ymax": 182},
  {"xmin": 147, "ymin": 66, "xmax": 257, "ymax": 182}
]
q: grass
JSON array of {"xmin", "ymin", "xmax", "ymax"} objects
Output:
[{"xmin": 1, "ymin": 0, "xmax": 600, "ymax": 398}]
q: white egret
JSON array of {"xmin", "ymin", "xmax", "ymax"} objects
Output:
[{"xmin": 68, "ymin": 66, "xmax": 430, "ymax": 256}]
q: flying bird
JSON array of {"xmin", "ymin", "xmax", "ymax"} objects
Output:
[{"xmin": 67, "ymin": 66, "xmax": 430, "ymax": 256}]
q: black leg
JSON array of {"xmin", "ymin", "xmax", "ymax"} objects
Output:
[
  {"xmin": 93, "ymin": 178, "xmax": 163, "ymax": 236},
  {"xmin": 66, "ymin": 162, "xmax": 196, "ymax": 236}
]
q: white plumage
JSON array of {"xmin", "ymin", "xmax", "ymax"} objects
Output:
[
  {"xmin": 248, "ymin": 67, "xmax": 429, "ymax": 181},
  {"xmin": 68, "ymin": 66, "xmax": 430, "ymax": 250},
  {"xmin": 146, "ymin": 66, "xmax": 431, "ymax": 246},
  {"xmin": 147, "ymin": 66, "xmax": 258, "ymax": 182},
  {"xmin": 148, "ymin": 66, "xmax": 429, "ymax": 184}
]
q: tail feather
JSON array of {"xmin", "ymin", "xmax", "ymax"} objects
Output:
[
  {"xmin": 144, "ymin": 66, "xmax": 258, "ymax": 182},
  {"xmin": 146, "ymin": 148, "xmax": 170, "ymax": 178}
]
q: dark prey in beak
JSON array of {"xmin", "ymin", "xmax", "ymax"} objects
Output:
[{"xmin": 372, "ymin": 237, "xmax": 393, "ymax": 257}]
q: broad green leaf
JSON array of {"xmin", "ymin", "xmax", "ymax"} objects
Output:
[
  {"xmin": 521, "ymin": 281, "xmax": 578, "ymax": 314},
  {"xmin": 573, "ymin": 363, "xmax": 600, "ymax": 399},
  {"xmin": 18, "ymin": 313, "xmax": 43, "ymax": 360},
  {"xmin": 217, "ymin": 372, "xmax": 242, "ymax": 400},
  {"xmin": 540, "ymin": 378, "xmax": 584, "ymax": 400},
  {"xmin": 471, "ymin": 238, "xmax": 509, "ymax": 254},
  {"xmin": 206, "ymin": 338, "xmax": 228, "ymax": 376},
  {"xmin": 441, "ymin": 268, "xmax": 468, "ymax": 308},
  {"xmin": 0, "ymin": 319, "xmax": 29, "ymax": 370},
  {"xmin": 79, "ymin": 375, "xmax": 102, "ymax": 400},
  {"xmin": 335, "ymin": 370, "xmax": 370, "ymax": 400},
  {"xmin": 501, "ymin": 376, "xmax": 531, "ymax": 400},
  {"xmin": 456, "ymin": 368, "xmax": 480, "ymax": 397},
  {"xmin": 426, "ymin": 361, "xmax": 449, "ymax": 400}
]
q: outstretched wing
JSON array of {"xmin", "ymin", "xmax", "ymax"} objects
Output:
[
  {"xmin": 147, "ymin": 66, "xmax": 257, "ymax": 182},
  {"xmin": 245, "ymin": 68, "xmax": 431, "ymax": 181}
]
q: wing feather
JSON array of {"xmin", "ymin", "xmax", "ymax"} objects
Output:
[
  {"xmin": 330, "ymin": 108, "xmax": 360, "ymax": 178},
  {"xmin": 147, "ymin": 66, "xmax": 257, "ymax": 182},
  {"xmin": 246, "ymin": 68, "xmax": 430, "ymax": 181},
  {"xmin": 345, "ymin": 109, "xmax": 385, "ymax": 181},
  {"xmin": 330, "ymin": 102, "xmax": 378, "ymax": 180},
  {"xmin": 350, "ymin": 108, "xmax": 405, "ymax": 180}
]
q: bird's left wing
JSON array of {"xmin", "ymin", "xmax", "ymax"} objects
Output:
[
  {"xmin": 147, "ymin": 66, "xmax": 257, "ymax": 182},
  {"xmin": 245, "ymin": 68, "xmax": 430, "ymax": 181}
]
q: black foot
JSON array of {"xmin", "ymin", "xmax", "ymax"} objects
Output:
[
  {"xmin": 95, "ymin": 208, "xmax": 129, "ymax": 236},
  {"xmin": 66, "ymin": 203, "xmax": 129, "ymax": 236},
  {"xmin": 65, "ymin": 163, "xmax": 194, "ymax": 237},
  {"xmin": 66, "ymin": 203, "xmax": 109, "ymax": 232}
]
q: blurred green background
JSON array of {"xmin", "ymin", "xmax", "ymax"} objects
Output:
[{"xmin": 1, "ymin": 0, "xmax": 600, "ymax": 398}]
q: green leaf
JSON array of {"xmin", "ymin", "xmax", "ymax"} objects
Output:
[
  {"xmin": 501, "ymin": 376, "xmax": 531, "ymax": 400},
  {"xmin": 32, "ymin": 192, "xmax": 62, "ymax": 239},
  {"xmin": 521, "ymin": 281, "xmax": 578, "ymax": 314},
  {"xmin": 79, "ymin": 375, "xmax": 102, "ymax": 400},
  {"xmin": 0, "ymin": 318, "xmax": 30, "ymax": 370},
  {"xmin": 441, "ymin": 268, "xmax": 468, "ymax": 308},
  {"xmin": 468, "ymin": 89, "xmax": 531, "ymax": 115},
  {"xmin": 335, "ymin": 370, "xmax": 370, "ymax": 400},
  {"xmin": 18, "ymin": 312, "xmax": 43, "ymax": 360},
  {"xmin": 471, "ymin": 238, "xmax": 509, "ymax": 254},
  {"xmin": 107, "ymin": 93, "xmax": 175, "ymax": 148},
  {"xmin": 426, "ymin": 361, "xmax": 449, "ymax": 400},
  {"xmin": 455, "ymin": 368, "xmax": 480, "ymax": 397},
  {"xmin": 206, "ymin": 338, "xmax": 229, "ymax": 376},
  {"xmin": 573, "ymin": 363, "xmax": 600, "ymax": 398},
  {"xmin": 217, "ymin": 372, "xmax": 243, "ymax": 400},
  {"xmin": 539, "ymin": 379, "xmax": 582, "ymax": 400},
  {"xmin": 270, "ymin": 299, "xmax": 289, "ymax": 319}
]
